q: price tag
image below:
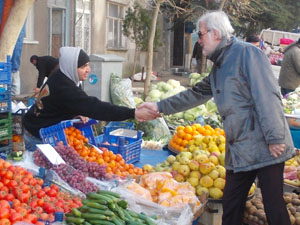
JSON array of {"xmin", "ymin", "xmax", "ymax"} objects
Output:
[{"xmin": 36, "ymin": 144, "xmax": 66, "ymax": 165}]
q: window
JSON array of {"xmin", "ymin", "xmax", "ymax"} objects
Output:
[
  {"xmin": 107, "ymin": 2, "xmax": 126, "ymax": 49},
  {"xmin": 24, "ymin": 5, "xmax": 36, "ymax": 43},
  {"xmin": 75, "ymin": 0, "xmax": 91, "ymax": 54}
]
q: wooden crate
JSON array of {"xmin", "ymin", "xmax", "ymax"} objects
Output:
[{"xmin": 197, "ymin": 201, "xmax": 222, "ymax": 225}]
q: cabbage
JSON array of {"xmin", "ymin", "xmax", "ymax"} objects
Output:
[
  {"xmin": 145, "ymin": 96, "xmax": 160, "ymax": 102},
  {"xmin": 205, "ymin": 100, "xmax": 217, "ymax": 114},
  {"xmin": 173, "ymin": 112, "xmax": 184, "ymax": 119},
  {"xmin": 134, "ymin": 97, "xmax": 144, "ymax": 106},
  {"xmin": 184, "ymin": 112, "xmax": 195, "ymax": 121},
  {"xmin": 148, "ymin": 89, "xmax": 162, "ymax": 99},
  {"xmin": 150, "ymin": 84, "xmax": 157, "ymax": 90},
  {"xmin": 189, "ymin": 73, "xmax": 201, "ymax": 79},
  {"xmin": 167, "ymin": 79, "xmax": 180, "ymax": 88}
]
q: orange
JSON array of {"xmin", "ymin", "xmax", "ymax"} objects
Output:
[
  {"xmin": 181, "ymin": 140, "xmax": 188, "ymax": 147},
  {"xmin": 177, "ymin": 130, "xmax": 185, "ymax": 138},
  {"xmin": 183, "ymin": 133, "xmax": 192, "ymax": 141},
  {"xmin": 176, "ymin": 137, "xmax": 183, "ymax": 145},
  {"xmin": 203, "ymin": 129, "xmax": 212, "ymax": 136},
  {"xmin": 192, "ymin": 131, "xmax": 200, "ymax": 136},
  {"xmin": 176, "ymin": 126, "xmax": 185, "ymax": 132},
  {"xmin": 184, "ymin": 125, "xmax": 193, "ymax": 134},
  {"xmin": 115, "ymin": 154, "xmax": 122, "ymax": 162}
]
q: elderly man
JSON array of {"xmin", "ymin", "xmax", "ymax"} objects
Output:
[
  {"xmin": 139, "ymin": 11, "xmax": 294, "ymax": 225},
  {"xmin": 278, "ymin": 38, "xmax": 300, "ymax": 96}
]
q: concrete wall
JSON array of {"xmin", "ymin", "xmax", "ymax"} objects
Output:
[{"xmin": 19, "ymin": 1, "xmax": 49, "ymax": 95}]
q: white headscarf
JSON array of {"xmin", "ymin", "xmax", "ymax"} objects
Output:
[{"xmin": 59, "ymin": 47, "xmax": 80, "ymax": 86}]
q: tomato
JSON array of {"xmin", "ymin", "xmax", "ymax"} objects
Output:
[
  {"xmin": 4, "ymin": 171, "xmax": 13, "ymax": 180},
  {"xmin": 29, "ymin": 199, "xmax": 38, "ymax": 209},
  {"xmin": 55, "ymin": 201, "xmax": 64, "ymax": 208},
  {"xmin": 21, "ymin": 177, "xmax": 29, "ymax": 185},
  {"xmin": 47, "ymin": 189, "xmax": 57, "ymax": 197},
  {"xmin": 1, "ymin": 179, "xmax": 9, "ymax": 187},
  {"xmin": 4, "ymin": 194, "xmax": 14, "ymax": 202},
  {"xmin": 0, "ymin": 200, "xmax": 10, "ymax": 210},
  {"xmin": 37, "ymin": 190, "xmax": 45, "ymax": 199},
  {"xmin": 9, "ymin": 212, "xmax": 22, "ymax": 224},
  {"xmin": 8, "ymin": 180, "xmax": 17, "ymax": 189},
  {"xmin": 24, "ymin": 214, "xmax": 37, "ymax": 224},
  {"xmin": 43, "ymin": 203, "xmax": 55, "ymax": 214},
  {"xmin": 0, "ymin": 218, "xmax": 10, "ymax": 225},
  {"xmin": 18, "ymin": 192, "xmax": 30, "ymax": 203},
  {"xmin": 34, "ymin": 206, "xmax": 43, "ymax": 215},
  {"xmin": 50, "ymin": 184, "xmax": 59, "ymax": 192},
  {"xmin": 43, "ymin": 186, "xmax": 51, "ymax": 193},
  {"xmin": 36, "ymin": 178, "xmax": 44, "ymax": 186},
  {"xmin": 25, "ymin": 173, "xmax": 33, "ymax": 180},
  {"xmin": 37, "ymin": 199, "xmax": 44, "ymax": 207},
  {"xmin": 0, "ymin": 187, "xmax": 8, "ymax": 193},
  {"xmin": 0, "ymin": 183, "xmax": 3, "ymax": 190},
  {"xmin": 20, "ymin": 184, "xmax": 30, "ymax": 194},
  {"xmin": 0, "ymin": 208, "xmax": 9, "ymax": 219},
  {"xmin": 0, "ymin": 191, "xmax": 7, "ymax": 200},
  {"xmin": 7, "ymin": 166, "xmax": 16, "ymax": 173},
  {"xmin": 39, "ymin": 213, "xmax": 48, "ymax": 221},
  {"xmin": 55, "ymin": 207, "xmax": 64, "ymax": 213},
  {"xmin": 31, "ymin": 188, "xmax": 38, "ymax": 196},
  {"xmin": 12, "ymin": 199, "xmax": 21, "ymax": 209},
  {"xmin": 15, "ymin": 207, "xmax": 27, "ymax": 217},
  {"xmin": 29, "ymin": 178, "xmax": 37, "ymax": 186}
]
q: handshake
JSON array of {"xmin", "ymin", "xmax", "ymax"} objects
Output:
[{"xmin": 135, "ymin": 102, "xmax": 162, "ymax": 122}]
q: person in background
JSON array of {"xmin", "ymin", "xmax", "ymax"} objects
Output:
[
  {"xmin": 30, "ymin": 55, "xmax": 59, "ymax": 94},
  {"xmin": 139, "ymin": 11, "xmax": 294, "ymax": 225},
  {"xmin": 246, "ymin": 35, "xmax": 260, "ymax": 48},
  {"xmin": 24, "ymin": 47, "xmax": 159, "ymax": 151},
  {"xmin": 278, "ymin": 38, "xmax": 300, "ymax": 96},
  {"xmin": 191, "ymin": 39, "xmax": 204, "ymax": 73}
]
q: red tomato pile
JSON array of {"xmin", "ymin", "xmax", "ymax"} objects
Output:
[{"xmin": 0, "ymin": 159, "xmax": 82, "ymax": 225}]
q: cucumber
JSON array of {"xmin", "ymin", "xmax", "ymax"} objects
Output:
[
  {"xmin": 138, "ymin": 213, "xmax": 156, "ymax": 225},
  {"xmin": 87, "ymin": 193, "xmax": 113, "ymax": 203},
  {"xmin": 97, "ymin": 190, "xmax": 121, "ymax": 198},
  {"xmin": 108, "ymin": 201, "xmax": 117, "ymax": 211},
  {"xmin": 111, "ymin": 216, "xmax": 124, "ymax": 225},
  {"xmin": 86, "ymin": 202, "xmax": 108, "ymax": 210},
  {"xmin": 127, "ymin": 221, "xmax": 145, "ymax": 225},
  {"xmin": 127, "ymin": 210, "xmax": 139, "ymax": 218},
  {"xmin": 87, "ymin": 219, "xmax": 114, "ymax": 225},
  {"xmin": 123, "ymin": 209, "xmax": 134, "ymax": 221},
  {"xmin": 88, "ymin": 207, "xmax": 115, "ymax": 216},
  {"xmin": 84, "ymin": 221, "xmax": 92, "ymax": 225},
  {"xmin": 81, "ymin": 213, "xmax": 108, "ymax": 220},
  {"xmin": 115, "ymin": 205, "xmax": 126, "ymax": 221},
  {"xmin": 117, "ymin": 200, "xmax": 128, "ymax": 209},
  {"xmin": 66, "ymin": 216, "xmax": 85, "ymax": 225},
  {"xmin": 72, "ymin": 208, "xmax": 82, "ymax": 217}
]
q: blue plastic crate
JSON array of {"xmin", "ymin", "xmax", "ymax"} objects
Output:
[
  {"xmin": 39, "ymin": 119, "xmax": 98, "ymax": 147},
  {"xmin": 0, "ymin": 93, "xmax": 11, "ymax": 113},
  {"xmin": 0, "ymin": 56, "xmax": 11, "ymax": 84},
  {"xmin": 290, "ymin": 128, "xmax": 300, "ymax": 149},
  {"xmin": 104, "ymin": 121, "xmax": 134, "ymax": 134},
  {"xmin": 96, "ymin": 131, "xmax": 142, "ymax": 164}
]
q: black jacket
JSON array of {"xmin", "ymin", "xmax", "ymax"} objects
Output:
[
  {"xmin": 192, "ymin": 42, "xmax": 203, "ymax": 60},
  {"xmin": 35, "ymin": 56, "xmax": 59, "ymax": 88},
  {"xmin": 24, "ymin": 70, "xmax": 135, "ymax": 138}
]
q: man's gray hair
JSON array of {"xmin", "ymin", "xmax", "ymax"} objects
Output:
[{"xmin": 198, "ymin": 11, "xmax": 234, "ymax": 40}]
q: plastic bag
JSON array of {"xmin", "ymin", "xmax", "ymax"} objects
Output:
[
  {"xmin": 44, "ymin": 169, "xmax": 86, "ymax": 199},
  {"xmin": 12, "ymin": 151, "xmax": 40, "ymax": 175},
  {"xmin": 110, "ymin": 74, "xmax": 136, "ymax": 108},
  {"xmin": 113, "ymin": 184, "xmax": 195, "ymax": 225},
  {"xmin": 136, "ymin": 117, "xmax": 171, "ymax": 146}
]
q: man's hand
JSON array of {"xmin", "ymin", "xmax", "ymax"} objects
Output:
[
  {"xmin": 74, "ymin": 115, "xmax": 89, "ymax": 123},
  {"xmin": 135, "ymin": 102, "xmax": 161, "ymax": 122},
  {"xmin": 34, "ymin": 88, "xmax": 40, "ymax": 94},
  {"xmin": 269, "ymin": 143, "xmax": 285, "ymax": 158}
]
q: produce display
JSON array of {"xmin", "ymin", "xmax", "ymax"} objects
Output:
[
  {"xmin": 66, "ymin": 190, "xmax": 157, "ymax": 225},
  {"xmin": 284, "ymin": 151, "xmax": 300, "ymax": 187},
  {"xmin": 244, "ymin": 192, "xmax": 300, "ymax": 225},
  {"xmin": 168, "ymin": 124, "xmax": 225, "ymax": 152},
  {"xmin": 282, "ymin": 87, "xmax": 300, "ymax": 114},
  {"xmin": 0, "ymin": 159, "xmax": 82, "ymax": 224},
  {"xmin": 125, "ymin": 172, "xmax": 201, "ymax": 212}
]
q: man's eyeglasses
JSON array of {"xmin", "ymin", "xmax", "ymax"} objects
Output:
[{"xmin": 198, "ymin": 30, "xmax": 210, "ymax": 38}]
